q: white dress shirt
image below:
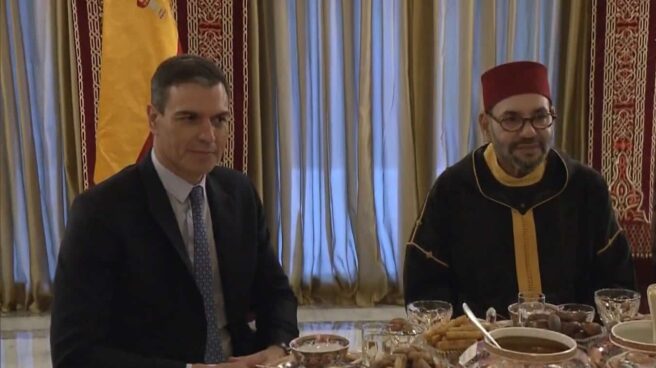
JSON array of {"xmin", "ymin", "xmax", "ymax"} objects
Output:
[{"xmin": 151, "ymin": 151, "xmax": 233, "ymax": 364}]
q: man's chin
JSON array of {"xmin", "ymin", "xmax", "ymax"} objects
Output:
[
  {"xmin": 512, "ymin": 156, "xmax": 546, "ymax": 175},
  {"xmin": 185, "ymin": 160, "xmax": 219, "ymax": 177}
]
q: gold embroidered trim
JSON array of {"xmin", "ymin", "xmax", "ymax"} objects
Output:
[
  {"xmin": 511, "ymin": 209, "xmax": 542, "ymax": 293},
  {"xmin": 406, "ymin": 242, "xmax": 450, "ymax": 268},
  {"xmin": 596, "ymin": 228, "xmax": 623, "ymax": 255},
  {"xmin": 472, "ymin": 145, "xmax": 571, "ymax": 212},
  {"xmin": 407, "ymin": 190, "xmax": 449, "ymax": 269}
]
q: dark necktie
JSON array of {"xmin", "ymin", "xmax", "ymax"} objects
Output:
[{"xmin": 189, "ymin": 185, "xmax": 224, "ymax": 363}]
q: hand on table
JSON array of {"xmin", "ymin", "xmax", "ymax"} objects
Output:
[
  {"xmin": 192, "ymin": 345, "xmax": 287, "ymax": 368},
  {"xmin": 228, "ymin": 345, "xmax": 287, "ymax": 367},
  {"xmin": 191, "ymin": 362, "xmax": 250, "ymax": 368}
]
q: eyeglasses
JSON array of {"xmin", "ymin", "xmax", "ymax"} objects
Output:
[{"xmin": 486, "ymin": 110, "xmax": 556, "ymax": 132}]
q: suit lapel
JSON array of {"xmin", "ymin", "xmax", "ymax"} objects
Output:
[{"xmin": 138, "ymin": 154, "xmax": 193, "ymax": 275}]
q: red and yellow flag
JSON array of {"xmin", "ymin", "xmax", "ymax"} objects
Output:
[{"xmin": 95, "ymin": 0, "xmax": 178, "ymax": 183}]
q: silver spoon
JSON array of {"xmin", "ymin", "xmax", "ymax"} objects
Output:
[{"xmin": 462, "ymin": 302, "xmax": 502, "ymax": 349}]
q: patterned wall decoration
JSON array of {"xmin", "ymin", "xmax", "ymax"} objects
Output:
[
  {"xmin": 589, "ymin": 0, "xmax": 655, "ymax": 260},
  {"xmin": 71, "ymin": 0, "xmax": 248, "ymax": 189}
]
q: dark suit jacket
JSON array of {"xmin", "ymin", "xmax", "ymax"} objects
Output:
[{"xmin": 50, "ymin": 154, "xmax": 298, "ymax": 368}]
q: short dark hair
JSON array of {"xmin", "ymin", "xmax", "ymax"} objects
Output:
[{"xmin": 150, "ymin": 54, "xmax": 229, "ymax": 112}]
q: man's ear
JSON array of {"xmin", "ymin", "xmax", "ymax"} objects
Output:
[
  {"xmin": 147, "ymin": 105, "xmax": 159, "ymax": 133},
  {"xmin": 478, "ymin": 112, "xmax": 491, "ymax": 142}
]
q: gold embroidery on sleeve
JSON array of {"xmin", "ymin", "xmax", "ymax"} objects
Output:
[
  {"xmin": 406, "ymin": 241, "xmax": 449, "ymax": 268},
  {"xmin": 406, "ymin": 184, "xmax": 450, "ymax": 269},
  {"xmin": 596, "ymin": 228, "xmax": 623, "ymax": 255}
]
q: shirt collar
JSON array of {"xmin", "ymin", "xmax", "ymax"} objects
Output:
[{"xmin": 151, "ymin": 150, "xmax": 206, "ymax": 203}]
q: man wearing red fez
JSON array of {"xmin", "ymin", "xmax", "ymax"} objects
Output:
[{"xmin": 404, "ymin": 61, "xmax": 636, "ymax": 317}]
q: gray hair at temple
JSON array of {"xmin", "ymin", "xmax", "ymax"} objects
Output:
[{"xmin": 150, "ymin": 54, "xmax": 230, "ymax": 112}]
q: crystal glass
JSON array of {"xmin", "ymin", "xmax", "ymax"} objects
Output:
[
  {"xmin": 557, "ymin": 303, "xmax": 596, "ymax": 323},
  {"xmin": 594, "ymin": 288, "xmax": 640, "ymax": 327},
  {"xmin": 517, "ymin": 291, "xmax": 546, "ymax": 327},
  {"xmin": 360, "ymin": 322, "xmax": 419, "ymax": 367},
  {"xmin": 406, "ymin": 300, "xmax": 453, "ymax": 331}
]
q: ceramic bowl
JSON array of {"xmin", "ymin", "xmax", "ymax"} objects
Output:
[
  {"xmin": 484, "ymin": 327, "xmax": 577, "ymax": 364},
  {"xmin": 289, "ymin": 334, "xmax": 349, "ymax": 368}
]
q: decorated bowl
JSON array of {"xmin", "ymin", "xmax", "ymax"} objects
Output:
[{"xmin": 289, "ymin": 334, "xmax": 349, "ymax": 368}]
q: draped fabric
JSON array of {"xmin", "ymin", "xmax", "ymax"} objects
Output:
[
  {"xmin": 555, "ymin": 0, "xmax": 592, "ymax": 162},
  {"xmin": 249, "ymin": 0, "xmax": 395, "ymax": 305},
  {"xmin": 248, "ymin": 0, "xmax": 563, "ymax": 305},
  {"xmin": 71, "ymin": 0, "xmax": 249, "ymax": 189},
  {"xmin": 588, "ymin": 0, "xmax": 656, "ymax": 310},
  {"xmin": 0, "ymin": 0, "xmax": 70, "ymax": 313},
  {"xmin": 93, "ymin": 0, "xmax": 178, "ymax": 184},
  {"xmin": 57, "ymin": 1, "xmax": 83, "ymax": 208}
]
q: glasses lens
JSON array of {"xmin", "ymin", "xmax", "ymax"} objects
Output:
[
  {"xmin": 532, "ymin": 114, "xmax": 552, "ymax": 128},
  {"xmin": 500, "ymin": 116, "xmax": 523, "ymax": 131}
]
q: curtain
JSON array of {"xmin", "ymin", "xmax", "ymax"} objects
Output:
[
  {"xmin": 57, "ymin": 1, "xmax": 83, "ymax": 205},
  {"xmin": 248, "ymin": 0, "xmax": 562, "ymax": 305},
  {"xmin": 1, "ymin": 0, "xmax": 70, "ymax": 313},
  {"xmin": 249, "ymin": 0, "xmax": 399, "ymax": 305},
  {"xmin": 554, "ymin": 0, "xmax": 591, "ymax": 162}
]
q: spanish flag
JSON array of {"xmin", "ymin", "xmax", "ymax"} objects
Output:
[{"xmin": 94, "ymin": 0, "xmax": 178, "ymax": 183}]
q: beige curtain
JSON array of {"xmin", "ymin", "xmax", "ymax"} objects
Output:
[
  {"xmin": 57, "ymin": 1, "xmax": 84, "ymax": 205},
  {"xmin": 249, "ymin": 0, "xmax": 394, "ymax": 305},
  {"xmin": 554, "ymin": 0, "xmax": 591, "ymax": 162},
  {"xmin": 249, "ymin": 0, "xmax": 567, "ymax": 305},
  {"xmin": 0, "ymin": 0, "xmax": 75, "ymax": 313},
  {"xmin": 1, "ymin": 0, "xmax": 50, "ymax": 313}
]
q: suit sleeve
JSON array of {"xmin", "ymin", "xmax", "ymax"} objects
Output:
[
  {"xmin": 50, "ymin": 195, "xmax": 185, "ymax": 368},
  {"xmin": 590, "ymin": 176, "xmax": 637, "ymax": 292},
  {"xmin": 248, "ymin": 184, "xmax": 299, "ymax": 349},
  {"xmin": 403, "ymin": 174, "xmax": 455, "ymax": 307}
]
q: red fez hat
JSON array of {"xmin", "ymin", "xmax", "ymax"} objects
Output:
[{"xmin": 481, "ymin": 61, "xmax": 551, "ymax": 111}]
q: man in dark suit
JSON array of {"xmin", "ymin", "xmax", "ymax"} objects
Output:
[{"xmin": 51, "ymin": 55, "xmax": 298, "ymax": 368}]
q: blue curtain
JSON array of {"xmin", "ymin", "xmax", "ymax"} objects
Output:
[{"xmin": 1, "ymin": 0, "xmax": 65, "ymax": 312}]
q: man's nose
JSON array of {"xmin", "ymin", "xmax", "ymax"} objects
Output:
[
  {"xmin": 198, "ymin": 119, "xmax": 216, "ymax": 142},
  {"xmin": 518, "ymin": 120, "xmax": 538, "ymax": 137}
]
